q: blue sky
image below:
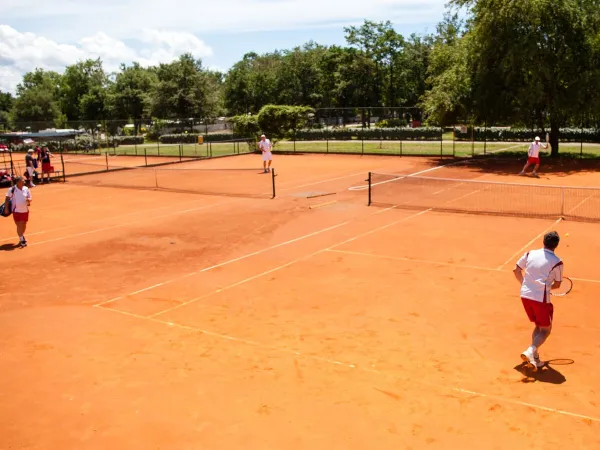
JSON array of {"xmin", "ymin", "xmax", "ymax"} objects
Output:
[{"xmin": 0, "ymin": 0, "xmax": 447, "ymax": 93}]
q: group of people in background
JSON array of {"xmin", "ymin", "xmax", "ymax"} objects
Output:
[{"xmin": 24, "ymin": 145, "xmax": 55, "ymax": 187}]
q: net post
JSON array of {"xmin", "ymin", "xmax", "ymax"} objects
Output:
[
  {"xmin": 560, "ymin": 187, "xmax": 565, "ymax": 218},
  {"xmin": 271, "ymin": 168, "xmax": 276, "ymax": 199},
  {"xmin": 105, "ymin": 152, "xmax": 109, "ymax": 171},
  {"xmin": 60, "ymin": 149, "xmax": 66, "ymax": 183},
  {"xmin": 367, "ymin": 172, "xmax": 372, "ymax": 206}
]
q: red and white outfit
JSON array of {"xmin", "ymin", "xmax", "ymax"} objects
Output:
[
  {"xmin": 6, "ymin": 185, "xmax": 32, "ymax": 223},
  {"xmin": 516, "ymin": 248, "xmax": 563, "ymax": 327},
  {"xmin": 527, "ymin": 141, "xmax": 543, "ymax": 165},
  {"xmin": 259, "ymin": 138, "xmax": 272, "ymax": 161}
]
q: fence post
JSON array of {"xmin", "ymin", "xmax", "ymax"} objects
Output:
[
  {"xmin": 440, "ymin": 128, "xmax": 443, "ymax": 157},
  {"xmin": 105, "ymin": 152, "xmax": 109, "ymax": 171},
  {"xmin": 367, "ymin": 172, "xmax": 372, "ymax": 206},
  {"xmin": 60, "ymin": 151, "xmax": 66, "ymax": 183},
  {"xmin": 144, "ymin": 147, "xmax": 148, "ymax": 166},
  {"xmin": 451, "ymin": 127, "xmax": 454, "ymax": 157},
  {"xmin": 271, "ymin": 168, "xmax": 277, "ymax": 199}
]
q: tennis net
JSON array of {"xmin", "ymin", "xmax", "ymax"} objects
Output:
[
  {"xmin": 367, "ymin": 172, "xmax": 600, "ymax": 222},
  {"xmin": 65, "ymin": 162, "xmax": 277, "ymax": 199}
]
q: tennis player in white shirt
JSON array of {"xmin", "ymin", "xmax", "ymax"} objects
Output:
[
  {"xmin": 513, "ymin": 231, "xmax": 563, "ymax": 371},
  {"xmin": 519, "ymin": 136, "xmax": 548, "ymax": 177},
  {"xmin": 258, "ymin": 134, "xmax": 273, "ymax": 173}
]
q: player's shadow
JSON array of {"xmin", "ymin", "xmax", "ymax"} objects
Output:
[
  {"xmin": 457, "ymin": 153, "xmax": 600, "ymax": 178},
  {"xmin": 0, "ymin": 243, "xmax": 19, "ymax": 252},
  {"xmin": 513, "ymin": 359, "xmax": 572, "ymax": 384}
]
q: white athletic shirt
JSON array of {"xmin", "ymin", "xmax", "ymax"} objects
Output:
[
  {"xmin": 259, "ymin": 139, "xmax": 272, "ymax": 153},
  {"xmin": 516, "ymin": 248, "xmax": 563, "ymax": 303},
  {"xmin": 528, "ymin": 142, "xmax": 542, "ymax": 158},
  {"xmin": 6, "ymin": 185, "xmax": 32, "ymax": 213}
]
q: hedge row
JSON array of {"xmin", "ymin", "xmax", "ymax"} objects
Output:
[
  {"xmin": 293, "ymin": 127, "xmax": 443, "ymax": 141},
  {"xmin": 159, "ymin": 133, "xmax": 238, "ymax": 144},
  {"xmin": 455, "ymin": 127, "xmax": 600, "ymax": 143}
]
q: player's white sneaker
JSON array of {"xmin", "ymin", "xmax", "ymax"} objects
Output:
[{"xmin": 521, "ymin": 347, "xmax": 538, "ymax": 372}]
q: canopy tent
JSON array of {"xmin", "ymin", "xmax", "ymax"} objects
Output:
[{"xmin": 0, "ymin": 129, "xmax": 85, "ymax": 142}]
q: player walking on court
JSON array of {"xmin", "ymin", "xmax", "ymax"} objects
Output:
[
  {"xmin": 258, "ymin": 134, "xmax": 273, "ymax": 173},
  {"xmin": 519, "ymin": 136, "xmax": 548, "ymax": 177},
  {"xmin": 4, "ymin": 176, "xmax": 33, "ymax": 248},
  {"xmin": 513, "ymin": 231, "xmax": 563, "ymax": 371}
]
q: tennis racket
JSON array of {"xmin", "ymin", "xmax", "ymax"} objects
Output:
[{"xmin": 550, "ymin": 276, "xmax": 573, "ymax": 297}]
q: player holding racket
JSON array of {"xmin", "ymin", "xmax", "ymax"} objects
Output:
[
  {"xmin": 513, "ymin": 231, "xmax": 563, "ymax": 371},
  {"xmin": 258, "ymin": 134, "xmax": 273, "ymax": 173},
  {"xmin": 519, "ymin": 136, "xmax": 548, "ymax": 177}
]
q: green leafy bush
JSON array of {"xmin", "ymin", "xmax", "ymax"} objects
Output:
[{"xmin": 454, "ymin": 127, "xmax": 600, "ymax": 143}]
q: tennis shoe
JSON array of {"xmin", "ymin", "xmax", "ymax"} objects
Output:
[{"xmin": 520, "ymin": 347, "xmax": 538, "ymax": 372}]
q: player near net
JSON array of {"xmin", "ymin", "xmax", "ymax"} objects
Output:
[
  {"xmin": 258, "ymin": 134, "xmax": 273, "ymax": 173},
  {"xmin": 513, "ymin": 231, "xmax": 563, "ymax": 371},
  {"xmin": 519, "ymin": 136, "xmax": 548, "ymax": 177}
]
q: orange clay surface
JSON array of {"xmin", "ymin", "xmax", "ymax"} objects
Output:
[{"xmin": 1, "ymin": 153, "xmax": 599, "ymax": 450}]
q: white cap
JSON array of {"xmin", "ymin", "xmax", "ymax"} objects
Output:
[
  {"xmin": 535, "ymin": 136, "xmax": 540, "ymax": 141},
  {"xmin": 260, "ymin": 134, "xmax": 265, "ymax": 138}
]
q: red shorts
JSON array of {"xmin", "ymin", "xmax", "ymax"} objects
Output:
[
  {"xmin": 527, "ymin": 157, "xmax": 540, "ymax": 165},
  {"xmin": 522, "ymin": 298, "xmax": 553, "ymax": 327},
  {"xmin": 13, "ymin": 212, "xmax": 29, "ymax": 223},
  {"xmin": 42, "ymin": 163, "xmax": 54, "ymax": 173}
]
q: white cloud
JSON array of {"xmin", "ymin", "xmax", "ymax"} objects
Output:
[
  {"xmin": 3, "ymin": 0, "xmax": 446, "ymax": 42},
  {"xmin": 0, "ymin": 25, "xmax": 213, "ymax": 93},
  {"xmin": 0, "ymin": 0, "xmax": 447, "ymax": 92}
]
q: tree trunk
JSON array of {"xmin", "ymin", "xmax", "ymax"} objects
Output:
[{"xmin": 550, "ymin": 121, "xmax": 559, "ymax": 157}]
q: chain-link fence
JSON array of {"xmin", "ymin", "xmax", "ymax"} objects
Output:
[{"xmin": 1, "ymin": 109, "xmax": 599, "ymax": 172}]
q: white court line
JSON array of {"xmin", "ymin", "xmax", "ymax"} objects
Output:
[
  {"xmin": 327, "ymin": 249, "xmax": 600, "ymax": 285},
  {"xmin": 327, "ymin": 249, "xmax": 503, "ymax": 273},
  {"xmin": 564, "ymin": 191, "xmax": 597, "ymax": 217},
  {"xmin": 497, "ymin": 218, "xmax": 563, "ymax": 269},
  {"xmin": 94, "ymin": 220, "xmax": 353, "ymax": 307},
  {"xmin": 94, "ymin": 298, "xmax": 600, "ymax": 424},
  {"xmin": 280, "ymin": 170, "xmax": 379, "ymax": 192},
  {"xmin": 348, "ymin": 161, "xmax": 467, "ymax": 191},
  {"xmin": 146, "ymin": 208, "xmax": 431, "ymax": 317},
  {"xmin": 348, "ymin": 143, "xmax": 525, "ymax": 192},
  {"xmin": 0, "ymin": 196, "xmax": 220, "ymax": 243},
  {"xmin": 27, "ymin": 198, "xmax": 238, "ymax": 248}
]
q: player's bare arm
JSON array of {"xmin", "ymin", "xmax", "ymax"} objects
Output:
[{"xmin": 513, "ymin": 265, "xmax": 524, "ymax": 284}]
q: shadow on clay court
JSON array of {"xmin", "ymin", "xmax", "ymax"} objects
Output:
[
  {"xmin": 464, "ymin": 153, "xmax": 600, "ymax": 178},
  {"xmin": 513, "ymin": 360, "xmax": 571, "ymax": 385},
  {"xmin": 0, "ymin": 243, "xmax": 19, "ymax": 252}
]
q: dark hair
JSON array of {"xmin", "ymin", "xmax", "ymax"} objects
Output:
[{"xmin": 543, "ymin": 231, "xmax": 560, "ymax": 250}]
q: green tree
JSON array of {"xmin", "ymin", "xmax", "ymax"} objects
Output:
[
  {"xmin": 11, "ymin": 69, "xmax": 64, "ymax": 128},
  {"xmin": 0, "ymin": 90, "xmax": 13, "ymax": 125},
  {"xmin": 60, "ymin": 58, "xmax": 111, "ymax": 123},
  {"xmin": 257, "ymin": 104, "xmax": 314, "ymax": 140},
  {"xmin": 152, "ymin": 53, "xmax": 223, "ymax": 119},
  {"xmin": 421, "ymin": 13, "xmax": 472, "ymax": 125},
  {"xmin": 452, "ymin": 0, "xmax": 600, "ymax": 155},
  {"xmin": 112, "ymin": 63, "xmax": 158, "ymax": 134}
]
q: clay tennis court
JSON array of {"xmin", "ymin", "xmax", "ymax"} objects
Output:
[{"xmin": 1, "ymin": 153, "xmax": 599, "ymax": 449}]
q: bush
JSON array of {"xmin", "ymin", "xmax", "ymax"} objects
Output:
[
  {"xmin": 454, "ymin": 127, "xmax": 600, "ymax": 143},
  {"xmin": 293, "ymin": 127, "xmax": 442, "ymax": 141},
  {"xmin": 159, "ymin": 133, "xmax": 240, "ymax": 144},
  {"xmin": 116, "ymin": 136, "xmax": 145, "ymax": 145}
]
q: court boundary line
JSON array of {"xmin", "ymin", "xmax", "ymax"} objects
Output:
[
  {"xmin": 93, "ymin": 220, "xmax": 353, "ymax": 307},
  {"xmin": 497, "ymin": 218, "xmax": 563, "ymax": 269},
  {"xmin": 95, "ymin": 299, "xmax": 600, "ymax": 424},
  {"xmin": 326, "ymin": 249, "xmax": 600, "ymax": 284},
  {"xmin": 140, "ymin": 208, "xmax": 431, "ymax": 317},
  {"xmin": 26, "ymin": 198, "xmax": 240, "ymax": 248}
]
